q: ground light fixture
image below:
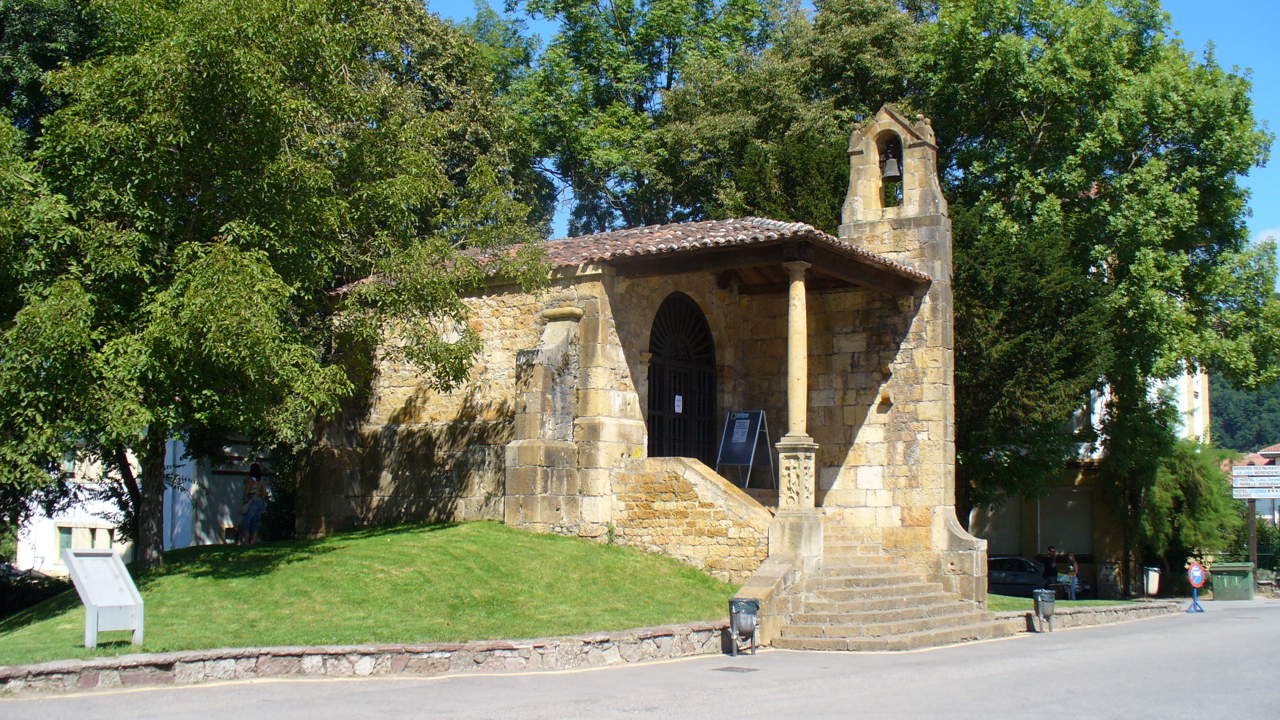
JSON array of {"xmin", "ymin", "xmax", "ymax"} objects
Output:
[
  {"xmin": 1032, "ymin": 588, "xmax": 1056, "ymax": 632},
  {"xmin": 728, "ymin": 597, "xmax": 760, "ymax": 655}
]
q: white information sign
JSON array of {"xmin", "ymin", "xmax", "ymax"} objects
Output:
[
  {"xmin": 62, "ymin": 549, "xmax": 144, "ymax": 649},
  {"xmin": 673, "ymin": 395, "xmax": 683, "ymax": 414},
  {"xmin": 1232, "ymin": 477, "xmax": 1280, "ymax": 489},
  {"xmin": 1232, "ymin": 487, "xmax": 1280, "ymax": 500},
  {"xmin": 1231, "ymin": 465, "xmax": 1280, "ymax": 478}
]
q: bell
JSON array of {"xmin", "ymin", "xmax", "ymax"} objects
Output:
[{"xmin": 881, "ymin": 156, "xmax": 902, "ymax": 183}]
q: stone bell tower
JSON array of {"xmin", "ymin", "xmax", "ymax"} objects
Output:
[{"xmin": 837, "ymin": 105, "xmax": 985, "ymax": 602}]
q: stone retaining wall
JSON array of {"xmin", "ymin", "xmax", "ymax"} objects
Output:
[
  {"xmin": 0, "ymin": 620, "xmax": 728, "ymax": 696},
  {"xmin": 613, "ymin": 458, "xmax": 772, "ymax": 584},
  {"xmin": 993, "ymin": 601, "xmax": 1180, "ymax": 635}
]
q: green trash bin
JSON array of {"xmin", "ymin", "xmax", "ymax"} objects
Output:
[{"xmin": 1210, "ymin": 562, "xmax": 1255, "ymax": 601}]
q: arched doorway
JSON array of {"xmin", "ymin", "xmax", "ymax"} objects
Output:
[{"xmin": 647, "ymin": 293, "xmax": 716, "ymax": 465}]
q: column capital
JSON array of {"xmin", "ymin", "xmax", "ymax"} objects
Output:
[{"xmin": 782, "ymin": 260, "xmax": 811, "ymax": 277}]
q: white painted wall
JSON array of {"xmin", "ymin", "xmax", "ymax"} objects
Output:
[{"xmin": 15, "ymin": 439, "xmax": 257, "ymax": 575}]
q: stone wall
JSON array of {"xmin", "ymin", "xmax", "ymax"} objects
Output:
[
  {"xmin": 0, "ymin": 621, "xmax": 728, "ymax": 696},
  {"xmin": 299, "ymin": 283, "xmax": 568, "ymax": 535},
  {"xmin": 612, "ymin": 458, "xmax": 772, "ymax": 584}
]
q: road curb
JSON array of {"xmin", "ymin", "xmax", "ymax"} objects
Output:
[{"xmin": 992, "ymin": 601, "xmax": 1181, "ymax": 634}]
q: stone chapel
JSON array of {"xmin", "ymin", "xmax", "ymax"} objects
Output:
[{"xmin": 299, "ymin": 106, "xmax": 993, "ymax": 648}]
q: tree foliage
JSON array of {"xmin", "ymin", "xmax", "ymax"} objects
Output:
[
  {"xmin": 0, "ymin": 0, "xmax": 101, "ymax": 142},
  {"xmin": 0, "ymin": 0, "xmax": 545, "ymax": 567},
  {"xmin": 511, "ymin": 0, "xmax": 779, "ymax": 234},
  {"xmin": 1140, "ymin": 439, "xmax": 1241, "ymax": 577}
]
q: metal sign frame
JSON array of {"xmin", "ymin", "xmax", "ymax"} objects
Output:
[
  {"xmin": 715, "ymin": 410, "xmax": 774, "ymax": 489},
  {"xmin": 62, "ymin": 548, "xmax": 144, "ymax": 649}
]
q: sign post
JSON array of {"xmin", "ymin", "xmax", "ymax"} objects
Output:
[
  {"xmin": 1230, "ymin": 466, "xmax": 1280, "ymax": 568},
  {"xmin": 1186, "ymin": 562, "xmax": 1207, "ymax": 613},
  {"xmin": 62, "ymin": 548, "xmax": 144, "ymax": 648}
]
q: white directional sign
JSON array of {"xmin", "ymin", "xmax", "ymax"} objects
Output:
[
  {"xmin": 1232, "ymin": 486, "xmax": 1280, "ymax": 500},
  {"xmin": 1231, "ymin": 465, "xmax": 1280, "ymax": 478},
  {"xmin": 1232, "ymin": 477, "xmax": 1280, "ymax": 488}
]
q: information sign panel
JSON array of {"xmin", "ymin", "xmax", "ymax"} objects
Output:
[
  {"xmin": 63, "ymin": 549, "xmax": 144, "ymax": 649},
  {"xmin": 1231, "ymin": 477, "xmax": 1280, "ymax": 489},
  {"xmin": 717, "ymin": 411, "xmax": 764, "ymax": 467},
  {"xmin": 715, "ymin": 410, "xmax": 773, "ymax": 489},
  {"xmin": 1231, "ymin": 465, "xmax": 1280, "ymax": 478},
  {"xmin": 1232, "ymin": 486, "xmax": 1280, "ymax": 500}
]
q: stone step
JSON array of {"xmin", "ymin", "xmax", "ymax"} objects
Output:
[
  {"xmin": 793, "ymin": 600, "xmax": 981, "ymax": 626},
  {"xmin": 814, "ymin": 565, "xmax": 916, "ymax": 581},
  {"xmin": 804, "ymin": 575, "xmax": 925, "ymax": 594},
  {"xmin": 822, "ymin": 544, "xmax": 895, "ymax": 557},
  {"xmin": 780, "ymin": 609, "xmax": 990, "ymax": 639},
  {"xmin": 811, "ymin": 581, "xmax": 945, "ymax": 602},
  {"xmin": 798, "ymin": 592, "xmax": 958, "ymax": 615},
  {"xmin": 772, "ymin": 620, "xmax": 1000, "ymax": 652}
]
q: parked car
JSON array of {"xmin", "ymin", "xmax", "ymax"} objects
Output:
[
  {"xmin": 988, "ymin": 555, "xmax": 1049, "ymax": 597},
  {"xmin": 988, "ymin": 555, "xmax": 1094, "ymax": 599}
]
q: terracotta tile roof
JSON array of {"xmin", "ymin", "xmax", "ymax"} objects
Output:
[
  {"xmin": 541, "ymin": 217, "xmax": 931, "ymax": 283},
  {"xmin": 1239, "ymin": 453, "xmax": 1273, "ymax": 466},
  {"xmin": 1258, "ymin": 443, "xmax": 1280, "ymax": 456}
]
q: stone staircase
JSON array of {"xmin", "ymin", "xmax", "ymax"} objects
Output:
[{"xmin": 771, "ymin": 529, "xmax": 1000, "ymax": 652}]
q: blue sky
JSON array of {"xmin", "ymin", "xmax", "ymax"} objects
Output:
[
  {"xmin": 428, "ymin": 0, "xmax": 1279, "ymax": 256},
  {"xmin": 1161, "ymin": 0, "xmax": 1279, "ymax": 262}
]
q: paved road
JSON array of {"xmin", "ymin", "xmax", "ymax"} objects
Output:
[{"xmin": 6, "ymin": 598, "xmax": 1279, "ymax": 720}]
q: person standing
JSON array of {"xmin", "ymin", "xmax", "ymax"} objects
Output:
[
  {"xmin": 239, "ymin": 463, "xmax": 269, "ymax": 545},
  {"xmin": 1066, "ymin": 553, "xmax": 1080, "ymax": 600},
  {"xmin": 1042, "ymin": 546, "xmax": 1059, "ymax": 588}
]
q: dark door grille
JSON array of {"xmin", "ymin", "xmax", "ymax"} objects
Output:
[{"xmin": 647, "ymin": 293, "xmax": 716, "ymax": 465}]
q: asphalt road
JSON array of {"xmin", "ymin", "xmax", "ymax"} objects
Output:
[{"xmin": 6, "ymin": 598, "xmax": 1278, "ymax": 720}]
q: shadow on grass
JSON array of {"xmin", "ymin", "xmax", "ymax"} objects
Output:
[
  {"xmin": 0, "ymin": 523, "xmax": 461, "ymax": 636},
  {"xmin": 145, "ymin": 521, "xmax": 460, "ymax": 582},
  {"xmin": 0, "ymin": 589, "xmax": 81, "ymax": 635}
]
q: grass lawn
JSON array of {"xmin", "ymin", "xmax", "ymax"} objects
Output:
[
  {"xmin": 0, "ymin": 522, "xmax": 737, "ymax": 667},
  {"xmin": 986, "ymin": 593, "xmax": 1133, "ymax": 612}
]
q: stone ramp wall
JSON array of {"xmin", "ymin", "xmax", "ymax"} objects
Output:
[
  {"xmin": 0, "ymin": 621, "xmax": 728, "ymax": 697},
  {"xmin": 612, "ymin": 458, "xmax": 772, "ymax": 584}
]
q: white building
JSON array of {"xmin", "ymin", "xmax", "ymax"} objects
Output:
[{"xmin": 15, "ymin": 440, "xmax": 259, "ymax": 575}]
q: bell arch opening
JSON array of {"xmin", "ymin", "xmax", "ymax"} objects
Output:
[
  {"xmin": 646, "ymin": 292, "xmax": 717, "ymax": 465},
  {"xmin": 877, "ymin": 130, "xmax": 904, "ymax": 208}
]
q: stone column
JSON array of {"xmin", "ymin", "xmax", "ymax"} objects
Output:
[
  {"xmin": 770, "ymin": 261, "xmax": 822, "ymax": 562},
  {"xmin": 776, "ymin": 261, "xmax": 818, "ymax": 512}
]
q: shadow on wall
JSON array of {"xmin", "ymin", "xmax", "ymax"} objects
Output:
[{"xmin": 298, "ymin": 384, "xmax": 512, "ymax": 536}]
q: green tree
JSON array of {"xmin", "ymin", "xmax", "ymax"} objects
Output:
[
  {"xmin": 0, "ymin": 0, "xmax": 544, "ymax": 569},
  {"xmin": 0, "ymin": 0, "xmax": 101, "ymax": 143},
  {"xmin": 662, "ymin": 0, "xmax": 917, "ymax": 231},
  {"xmin": 513, "ymin": 0, "xmax": 779, "ymax": 233},
  {"xmin": 1141, "ymin": 439, "xmax": 1241, "ymax": 584}
]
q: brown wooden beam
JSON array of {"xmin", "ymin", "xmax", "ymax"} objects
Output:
[{"xmin": 807, "ymin": 246, "xmax": 923, "ymax": 295}]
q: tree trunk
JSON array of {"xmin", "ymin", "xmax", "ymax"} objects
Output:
[
  {"xmin": 135, "ymin": 425, "xmax": 169, "ymax": 571},
  {"xmin": 112, "ymin": 446, "xmax": 142, "ymax": 543}
]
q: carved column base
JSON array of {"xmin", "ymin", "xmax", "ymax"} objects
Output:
[{"xmin": 776, "ymin": 434, "xmax": 818, "ymax": 511}]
